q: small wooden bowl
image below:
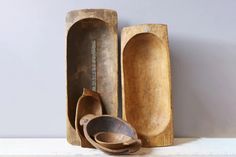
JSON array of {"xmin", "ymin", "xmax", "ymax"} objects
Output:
[
  {"xmin": 80, "ymin": 114, "xmax": 141, "ymax": 154},
  {"xmin": 94, "ymin": 132, "xmax": 140, "ymax": 149}
]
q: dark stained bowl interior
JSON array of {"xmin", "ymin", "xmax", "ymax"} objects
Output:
[
  {"xmin": 67, "ymin": 18, "xmax": 117, "ymax": 129},
  {"xmin": 82, "ymin": 115, "xmax": 141, "ymax": 154},
  {"xmin": 86, "ymin": 116, "xmax": 137, "ymax": 138}
]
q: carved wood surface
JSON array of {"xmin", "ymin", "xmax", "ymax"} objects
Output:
[
  {"xmin": 121, "ymin": 24, "xmax": 173, "ymax": 147},
  {"xmin": 66, "ymin": 9, "xmax": 118, "ymax": 145}
]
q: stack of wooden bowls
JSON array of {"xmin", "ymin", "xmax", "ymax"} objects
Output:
[{"xmin": 75, "ymin": 88, "xmax": 141, "ymax": 155}]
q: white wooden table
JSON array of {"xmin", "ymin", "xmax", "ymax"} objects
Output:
[{"xmin": 0, "ymin": 138, "xmax": 236, "ymax": 156}]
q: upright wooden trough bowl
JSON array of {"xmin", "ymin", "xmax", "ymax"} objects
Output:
[
  {"xmin": 66, "ymin": 9, "xmax": 118, "ymax": 145},
  {"xmin": 121, "ymin": 24, "xmax": 173, "ymax": 147}
]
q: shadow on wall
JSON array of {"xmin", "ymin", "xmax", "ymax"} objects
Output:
[{"xmin": 170, "ymin": 35, "xmax": 236, "ymax": 137}]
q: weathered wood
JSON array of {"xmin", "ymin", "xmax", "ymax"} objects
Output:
[
  {"xmin": 66, "ymin": 9, "xmax": 118, "ymax": 145},
  {"xmin": 80, "ymin": 114, "xmax": 141, "ymax": 154},
  {"xmin": 75, "ymin": 88, "xmax": 102, "ymax": 147},
  {"xmin": 121, "ymin": 24, "xmax": 173, "ymax": 147},
  {"xmin": 94, "ymin": 132, "xmax": 141, "ymax": 149}
]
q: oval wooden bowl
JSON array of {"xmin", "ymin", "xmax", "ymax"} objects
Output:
[
  {"xmin": 80, "ymin": 114, "xmax": 141, "ymax": 154},
  {"xmin": 121, "ymin": 24, "xmax": 173, "ymax": 147},
  {"xmin": 75, "ymin": 88, "xmax": 102, "ymax": 147},
  {"xmin": 66, "ymin": 9, "xmax": 118, "ymax": 145},
  {"xmin": 94, "ymin": 132, "xmax": 140, "ymax": 149}
]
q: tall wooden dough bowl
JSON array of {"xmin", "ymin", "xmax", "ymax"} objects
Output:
[
  {"xmin": 66, "ymin": 9, "xmax": 118, "ymax": 145},
  {"xmin": 121, "ymin": 24, "xmax": 173, "ymax": 147}
]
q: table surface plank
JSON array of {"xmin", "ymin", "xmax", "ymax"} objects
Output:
[{"xmin": 0, "ymin": 138, "xmax": 236, "ymax": 156}]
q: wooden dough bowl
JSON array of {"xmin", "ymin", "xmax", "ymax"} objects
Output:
[
  {"xmin": 80, "ymin": 114, "xmax": 141, "ymax": 154},
  {"xmin": 66, "ymin": 9, "xmax": 118, "ymax": 145},
  {"xmin": 121, "ymin": 24, "xmax": 173, "ymax": 147}
]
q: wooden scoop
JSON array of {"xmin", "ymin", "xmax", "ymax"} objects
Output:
[
  {"xmin": 75, "ymin": 89, "xmax": 102, "ymax": 147},
  {"xmin": 94, "ymin": 132, "xmax": 141, "ymax": 149}
]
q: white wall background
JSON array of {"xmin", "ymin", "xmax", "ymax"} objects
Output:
[{"xmin": 0, "ymin": 0, "xmax": 236, "ymax": 137}]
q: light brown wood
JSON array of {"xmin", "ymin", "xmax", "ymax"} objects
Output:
[
  {"xmin": 80, "ymin": 114, "xmax": 141, "ymax": 154},
  {"xmin": 94, "ymin": 132, "xmax": 141, "ymax": 149},
  {"xmin": 121, "ymin": 24, "xmax": 173, "ymax": 147},
  {"xmin": 66, "ymin": 9, "xmax": 118, "ymax": 145},
  {"xmin": 75, "ymin": 88, "xmax": 102, "ymax": 147}
]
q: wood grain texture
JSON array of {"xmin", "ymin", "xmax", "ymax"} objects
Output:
[
  {"xmin": 66, "ymin": 9, "xmax": 118, "ymax": 145},
  {"xmin": 121, "ymin": 24, "xmax": 173, "ymax": 147},
  {"xmin": 94, "ymin": 132, "xmax": 139, "ymax": 150}
]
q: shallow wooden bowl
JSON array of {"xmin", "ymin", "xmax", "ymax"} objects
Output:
[
  {"xmin": 94, "ymin": 132, "xmax": 140, "ymax": 149},
  {"xmin": 80, "ymin": 114, "xmax": 141, "ymax": 154}
]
